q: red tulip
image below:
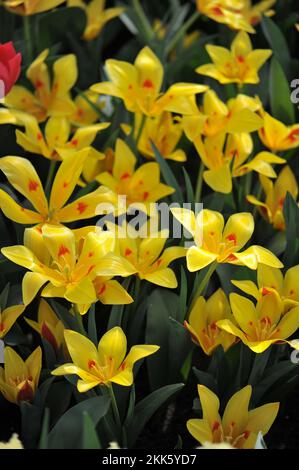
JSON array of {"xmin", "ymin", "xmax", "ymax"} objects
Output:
[{"xmin": 0, "ymin": 41, "xmax": 22, "ymax": 97}]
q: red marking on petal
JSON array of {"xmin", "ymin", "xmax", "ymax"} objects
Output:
[
  {"xmin": 88, "ymin": 251, "xmax": 94, "ymax": 258},
  {"xmin": 0, "ymin": 323, "xmax": 4, "ymax": 332},
  {"xmin": 125, "ymin": 248, "xmax": 132, "ymax": 257},
  {"xmin": 28, "ymin": 179, "xmax": 39, "ymax": 191},
  {"xmin": 98, "ymin": 284, "xmax": 106, "ymax": 296},
  {"xmin": 261, "ymin": 316, "xmax": 272, "ymax": 325},
  {"xmin": 142, "ymin": 79, "xmax": 154, "ymax": 89},
  {"xmin": 87, "ymin": 264, "xmax": 95, "ymax": 275},
  {"xmin": 288, "ymin": 129, "xmax": 299, "ymax": 142},
  {"xmin": 77, "ymin": 202, "xmax": 88, "ymax": 214},
  {"xmin": 58, "ymin": 244, "xmax": 70, "ymax": 257},
  {"xmin": 243, "ymin": 430, "xmax": 250, "ymax": 440},
  {"xmin": 226, "ymin": 233, "xmax": 237, "ymax": 245},
  {"xmin": 156, "ymin": 258, "xmax": 162, "ymax": 266},
  {"xmin": 262, "ymin": 287, "xmax": 271, "ymax": 296},
  {"xmin": 37, "ymin": 133, "xmax": 43, "ymax": 141},
  {"xmin": 35, "ymin": 80, "xmax": 44, "ymax": 89},
  {"xmin": 88, "ymin": 360, "xmax": 96, "ymax": 369},
  {"xmin": 212, "ymin": 421, "xmax": 220, "ymax": 431},
  {"xmin": 120, "ymin": 362, "xmax": 126, "ymax": 371},
  {"xmin": 211, "ymin": 6, "xmax": 224, "ymax": 16},
  {"xmin": 71, "ymin": 139, "xmax": 78, "ymax": 147},
  {"xmin": 237, "ymin": 55, "xmax": 245, "ymax": 63},
  {"xmin": 17, "ymin": 381, "xmax": 34, "ymax": 403},
  {"xmin": 227, "ymin": 253, "xmax": 237, "ymax": 262},
  {"xmin": 120, "ymin": 172, "xmax": 130, "ymax": 180},
  {"xmin": 41, "ymin": 322, "xmax": 58, "ymax": 351},
  {"xmin": 210, "ymin": 322, "xmax": 217, "ymax": 331},
  {"xmin": 143, "ymin": 191, "xmax": 149, "ymax": 200}
]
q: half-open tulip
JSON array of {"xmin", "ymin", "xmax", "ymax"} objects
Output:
[
  {"xmin": 196, "ymin": 31, "xmax": 272, "ymax": 85},
  {"xmin": 187, "ymin": 384, "xmax": 279, "ymax": 448},
  {"xmin": 184, "ymin": 288, "xmax": 237, "ymax": 355},
  {"xmin": 52, "ymin": 327, "xmax": 159, "ymax": 391},
  {"xmin": 0, "ymin": 303, "xmax": 25, "ymax": 339},
  {"xmin": 232, "ymin": 264, "xmax": 299, "ymax": 313},
  {"xmin": 196, "ymin": 0, "xmax": 254, "ymax": 32},
  {"xmin": 96, "ymin": 139, "xmax": 175, "ymax": 214},
  {"xmin": 171, "ymin": 208, "xmax": 283, "ymax": 271},
  {"xmin": 0, "ymin": 347, "xmax": 42, "ymax": 404},
  {"xmin": 258, "ymin": 111, "xmax": 299, "ymax": 152},
  {"xmin": 0, "ymin": 42, "xmax": 21, "ymax": 96},
  {"xmin": 218, "ymin": 292, "xmax": 299, "ymax": 353},
  {"xmin": 247, "ymin": 166, "xmax": 298, "ymax": 231}
]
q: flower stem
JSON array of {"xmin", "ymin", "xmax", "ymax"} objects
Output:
[
  {"xmin": 132, "ymin": 0, "xmax": 155, "ymax": 44},
  {"xmin": 23, "ymin": 16, "xmax": 34, "ymax": 64},
  {"xmin": 189, "ymin": 261, "xmax": 218, "ymax": 310},
  {"xmin": 45, "ymin": 160, "xmax": 57, "ymax": 199},
  {"xmin": 166, "ymin": 11, "xmax": 201, "ymax": 55},
  {"xmin": 107, "ymin": 384, "xmax": 128, "ymax": 446},
  {"xmin": 195, "ymin": 161, "xmax": 204, "ymax": 203}
]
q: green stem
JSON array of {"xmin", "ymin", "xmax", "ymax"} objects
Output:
[
  {"xmin": 135, "ymin": 113, "xmax": 146, "ymax": 147},
  {"xmin": 45, "ymin": 160, "xmax": 57, "ymax": 199},
  {"xmin": 189, "ymin": 261, "xmax": 218, "ymax": 310},
  {"xmin": 72, "ymin": 304, "xmax": 86, "ymax": 336},
  {"xmin": 195, "ymin": 161, "xmax": 204, "ymax": 203},
  {"xmin": 166, "ymin": 11, "xmax": 201, "ymax": 55},
  {"xmin": 132, "ymin": 0, "xmax": 155, "ymax": 43},
  {"xmin": 107, "ymin": 384, "xmax": 128, "ymax": 447},
  {"xmin": 23, "ymin": 16, "xmax": 33, "ymax": 64}
]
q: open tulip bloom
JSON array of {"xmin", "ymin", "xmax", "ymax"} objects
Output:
[{"xmin": 52, "ymin": 327, "xmax": 159, "ymax": 391}]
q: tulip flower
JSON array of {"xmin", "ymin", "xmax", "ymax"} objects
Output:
[
  {"xmin": 96, "ymin": 139, "xmax": 175, "ymax": 214},
  {"xmin": 171, "ymin": 208, "xmax": 283, "ymax": 271},
  {"xmin": 108, "ymin": 221, "xmax": 186, "ymax": 288},
  {"xmin": 196, "ymin": 31, "xmax": 272, "ymax": 85},
  {"xmin": 0, "ymin": 347, "xmax": 42, "ymax": 404},
  {"xmin": 196, "ymin": 0, "xmax": 254, "ymax": 32},
  {"xmin": 258, "ymin": 111, "xmax": 299, "ymax": 152},
  {"xmin": 5, "ymin": 50, "xmax": 77, "ymax": 122},
  {"xmin": 52, "ymin": 327, "xmax": 159, "ymax": 391},
  {"xmin": 247, "ymin": 166, "xmax": 298, "ymax": 231},
  {"xmin": 68, "ymin": 0, "xmax": 125, "ymax": 41},
  {"xmin": 182, "ymin": 90, "xmax": 263, "ymax": 140},
  {"xmin": 25, "ymin": 299, "xmax": 65, "ymax": 352},
  {"xmin": 0, "ymin": 152, "xmax": 117, "ymax": 226},
  {"xmin": 15, "ymin": 114, "xmax": 109, "ymax": 161},
  {"xmin": 232, "ymin": 264, "xmax": 299, "ymax": 313},
  {"xmin": 124, "ymin": 112, "xmax": 186, "ymax": 162},
  {"xmin": 3, "ymin": 0, "xmax": 65, "ymax": 15},
  {"xmin": 91, "ymin": 46, "xmax": 208, "ymax": 117},
  {"xmin": 184, "ymin": 288, "xmax": 237, "ymax": 355},
  {"xmin": 0, "ymin": 303, "xmax": 25, "ymax": 339},
  {"xmin": 1, "ymin": 224, "xmax": 136, "ymax": 313},
  {"xmin": 0, "ymin": 42, "xmax": 21, "ymax": 97},
  {"xmin": 218, "ymin": 292, "xmax": 299, "ymax": 353},
  {"xmin": 193, "ymin": 132, "xmax": 284, "ymax": 193},
  {"xmin": 187, "ymin": 384, "xmax": 279, "ymax": 448}
]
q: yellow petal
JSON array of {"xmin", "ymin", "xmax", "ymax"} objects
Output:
[
  {"xmin": 135, "ymin": 47, "xmax": 163, "ymax": 95},
  {"xmin": 197, "ymin": 384, "xmax": 221, "ymax": 430},
  {"xmin": 203, "ymin": 165, "xmax": 232, "ymax": 194},
  {"xmin": 187, "ymin": 246, "xmax": 217, "ymax": 271},
  {"xmin": 96, "ymin": 280, "xmax": 133, "ymax": 305},
  {"xmin": 142, "ymin": 267, "xmax": 178, "ymax": 288},
  {"xmin": 247, "ymin": 403, "xmax": 279, "ymax": 435},
  {"xmin": 222, "ymin": 385, "xmax": 252, "ymax": 438},
  {"xmin": 64, "ymin": 330, "xmax": 99, "ymax": 371},
  {"xmin": 187, "ymin": 418, "xmax": 213, "ymax": 445},
  {"xmin": 22, "ymin": 272, "xmax": 48, "ymax": 305},
  {"xmin": 223, "ymin": 212, "xmax": 254, "ymax": 250},
  {"xmin": 231, "ymin": 280, "xmax": 260, "ymax": 300},
  {"xmin": 0, "ymin": 189, "xmax": 43, "ymax": 224},
  {"xmin": 52, "ymin": 54, "xmax": 78, "ymax": 95},
  {"xmin": 98, "ymin": 326, "xmax": 127, "ymax": 370},
  {"xmin": 229, "ymin": 292, "xmax": 258, "ymax": 334}
]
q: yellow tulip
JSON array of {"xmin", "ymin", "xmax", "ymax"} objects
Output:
[
  {"xmin": 193, "ymin": 132, "xmax": 284, "ymax": 194},
  {"xmin": 1, "ymin": 224, "xmax": 136, "ymax": 313},
  {"xmin": 171, "ymin": 208, "xmax": 283, "ymax": 271},
  {"xmin": 5, "ymin": 50, "xmax": 77, "ymax": 122},
  {"xmin": 52, "ymin": 327, "xmax": 159, "ymax": 391},
  {"xmin": 0, "ymin": 303, "xmax": 25, "ymax": 339},
  {"xmin": 0, "ymin": 152, "xmax": 116, "ymax": 226},
  {"xmin": 25, "ymin": 299, "xmax": 65, "ymax": 352},
  {"xmin": 196, "ymin": 31, "xmax": 272, "ymax": 85},
  {"xmin": 0, "ymin": 347, "xmax": 42, "ymax": 404},
  {"xmin": 247, "ymin": 166, "xmax": 298, "ymax": 231},
  {"xmin": 125, "ymin": 112, "xmax": 186, "ymax": 162},
  {"xmin": 68, "ymin": 0, "xmax": 124, "ymax": 41},
  {"xmin": 218, "ymin": 291, "xmax": 299, "ymax": 353},
  {"xmin": 3, "ymin": 0, "xmax": 65, "ymax": 15},
  {"xmin": 184, "ymin": 288, "xmax": 237, "ymax": 355},
  {"xmin": 96, "ymin": 139, "xmax": 175, "ymax": 214},
  {"xmin": 91, "ymin": 46, "xmax": 208, "ymax": 117},
  {"xmin": 108, "ymin": 221, "xmax": 186, "ymax": 289},
  {"xmin": 259, "ymin": 111, "xmax": 299, "ymax": 152},
  {"xmin": 187, "ymin": 384, "xmax": 279, "ymax": 448},
  {"xmin": 182, "ymin": 90, "xmax": 263, "ymax": 140},
  {"xmin": 232, "ymin": 264, "xmax": 299, "ymax": 313},
  {"xmin": 196, "ymin": 0, "xmax": 254, "ymax": 32}
]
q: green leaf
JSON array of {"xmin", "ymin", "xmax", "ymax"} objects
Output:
[
  {"xmin": 179, "ymin": 266, "xmax": 188, "ymax": 322},
  {"xmin": 270, "ymin": 58, "xmax": 295, "ymax": 124},
  {"xmin": 87, "ymin": 305, "xmax": 98, "ymax": 346},
  {"xmin": 126, "ymin": 383, "xmax": 184, "ymax": 447},
  {"xmin": 151, "ymin": 142, "xmax": 183, "ymax": 204},
  {"xmin": 261, "ymin": 16, "xmax": 291, "ymax": 73},
  {"xmin": 48, "ymin": 395, "xmax": 110, "ymax": 449},
  {"xmin": 39, "ymin": 408, "xmax": 50, "ymax": 449},
  {"xmin": 82, "ymin": 412, "xmax": 101, "ymax": 449},
  {"xmin": 182, "ymin": 167, "xmax": 195, "ymax": 207},
  {"xmin": 283, "ymin": 192, "xmax": 299, "ymax": 268}
]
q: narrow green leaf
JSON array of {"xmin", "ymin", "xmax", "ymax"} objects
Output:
[
  {"xmin": 82, "ymin": 412, "xmax": 101, "ymax": 449},
  {"xmin": 151, "ymin": 141, "xmax": 183, "ymax": 204},
  {"xmin": 262, "ymin": 16, "xmax": 291, "ymax": 73},
  {"xmin": 270, "ymin": 58, "xmax": 295, "ymax": 124}
]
